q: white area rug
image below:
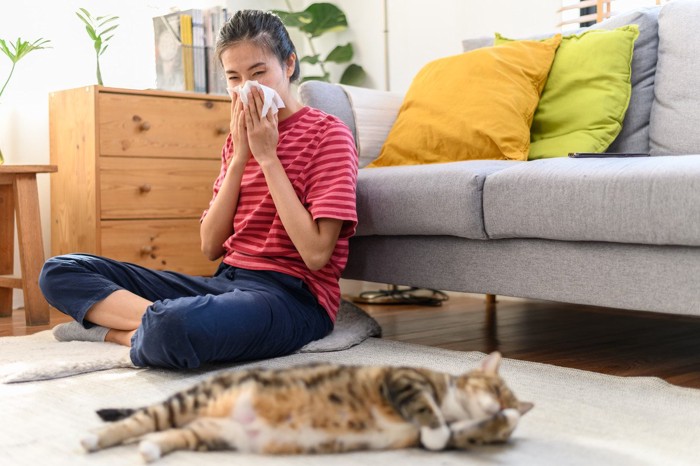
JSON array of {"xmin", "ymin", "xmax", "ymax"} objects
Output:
[
  {"xmin": 0, "ymin": 300, "xmax": 381, "ymax": 383},
  {"xmin": 1, "ymin": 335, "xmax": 699, "ymax": 465}
]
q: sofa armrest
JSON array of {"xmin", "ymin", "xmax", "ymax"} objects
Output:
[
  {"xmin": 298, "ymin": 80, "xmax": 357, "ymax": 141},
  {"xmin": 298, "ymin": 81, "xmax": 404, "ymax": 167}
]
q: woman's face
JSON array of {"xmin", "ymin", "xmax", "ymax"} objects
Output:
[{"xmin": 220, "ymin": 41, "xmax": 294, "ymax": 101}]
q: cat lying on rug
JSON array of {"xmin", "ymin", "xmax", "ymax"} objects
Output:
[{"xmin": 82, "ymin": 352, "xmax": 533, "ymax": 462}]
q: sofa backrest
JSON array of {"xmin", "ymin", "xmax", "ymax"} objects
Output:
[
  {"xmin": 649, "ymin": 0, "xmax": 700, "ymax": 155},
  {"xmin": 589, "ymin": 7, "xmax": 660, "ymax": 154}
]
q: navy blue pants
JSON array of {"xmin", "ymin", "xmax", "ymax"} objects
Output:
[{"xmin": 39, "ymin": 254, "xmax": 332, "ymax": 369}]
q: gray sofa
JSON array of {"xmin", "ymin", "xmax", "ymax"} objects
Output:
[{"xmin": 298, "ymin": 1, "xmax": 700, "ymax": 318}]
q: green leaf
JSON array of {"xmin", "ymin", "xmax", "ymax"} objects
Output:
[
  {"xmin": 0, "ymin": 37, "xmax": 51, "ymax": 63},
  {"xmin": 99, "ymin": 24, "xmax": 119, "ymax": 38},
  {"xmin": 0, "ymin": 36, "xmax": 51, "ymax": 98},
  {"xmin": 76, "ymin": 11, "xmax": 91, "ymax": 28},
  {"xmin": 98, "ymin": 16, "xmax": 119, "ymax": 29},
  {"xmin": 0, "ymin": 39, "xmax": 11, "ymax": 61},
  {"xmin": 84, "ymin": 25, "xmax": 97, "ymax": 41},
  {"xmin": 31, "ymin": 38, "xmax": 51, "ymax": 49},
  {"xmin": 300, "ymin": 54, "xmax": 321, "ymax": 65},
  {"xmin": 340, "ymin": 64, "xmax": 366, "ymax": 86},
  {"xmin": 271, "ymin": 10, "xmax": 313, "ymax": 28},
  {"xmin": 300, "ymin": 3, "xmax": 348, "ymax": 38},
  {"xmin": 324, "ymin": 43, "xmax": 353, "ymax": 63},
  {"xmin": 94, "ymin": 36, "xmax": 102, "ymax": 53},
  {"xmin": 100, "ymin": 44, "xmax": 109, "ymax": 56},
  {"xmin": 13, "ymin": 39, "xmax": 27, "ymax": 60},
  {"xmin": 78, "ymin": 8, "xmax": 92, "ymax": 21},
  {"xmin": 300, "ymin": 72, "xmax": 331, "ymax": 83}
]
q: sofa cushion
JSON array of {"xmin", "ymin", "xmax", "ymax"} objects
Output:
[
  {"xmin": 368, "ymin": 35, "xmax": 561, "ymax": 167},
  {"xmin": 483, "ymin": 155, "xmax": 700, "ymax": 246},
  {"xmin": 356, "ymin": 161, "xmax": 519, "ymax": 239},
  {"xmin": 650, "ymin": 0, "xmax": 700, "ymax": 155},
  {"xmin": 462, "ymin": 7, "xmax": 661, "ymax": 155},
  {"xmin": 495, "ymin": 26, "xmax": 639, "ymax": 159}
]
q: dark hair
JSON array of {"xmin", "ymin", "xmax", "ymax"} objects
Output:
[{"xmin": 216, "ymin": 10, "xmax": 300, "ymax": 83}]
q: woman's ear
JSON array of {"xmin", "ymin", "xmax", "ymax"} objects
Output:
[{"xmin": 286, "ymin": 53, "xmax": 297, "ymax": 79}]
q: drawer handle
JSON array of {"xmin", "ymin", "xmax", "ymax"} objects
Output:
[
  {"xmin": 216, "ymin": 127, "xmax": 228, "ymax": 136},
  {"xmin": 140, "ymin": 245, "xmax": 154, "ymax": 256},
  {"xmin": 139, "ymin": 121, "xmax": 151, "ymax": 132},
  {"xmin": 139, "ymin": 184, "xmax": 152, "ymax": 193}
]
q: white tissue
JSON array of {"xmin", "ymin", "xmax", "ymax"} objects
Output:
[{"xmin": 227, "ymin": 80, "xmax": 285, "ymax": 118}]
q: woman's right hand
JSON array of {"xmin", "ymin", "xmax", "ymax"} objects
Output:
[{"xmin": 229, "ymin": 91, "xmax": 251, "ymax": 166}]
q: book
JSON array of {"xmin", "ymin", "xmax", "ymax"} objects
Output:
[
  {"xmin": 180, "ymin": 14, "xmax": 194, "ymax": 92},
  {"xmin": 153, "ymin": 12, "xmax": 186, "ymax": 92},
  {"xmin": 153, "ymin": 8, "xmax": 231, "ymax": 94},
  {"xmin": 203, "ymin": 6, "xmax": 227, "ymax": 95},
  {"xmin": 183, "ymin": 9, "xmax": 206, "ymax": 93}
]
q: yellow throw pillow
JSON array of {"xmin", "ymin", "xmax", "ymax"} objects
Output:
[{"xmin": 368, "ymin": 34, "xmax": 561, "ymax": 167}]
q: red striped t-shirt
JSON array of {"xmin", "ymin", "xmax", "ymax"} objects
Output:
[{"xmin": 203, "ymin": 106, "xmax": 358, "ymax": 322}]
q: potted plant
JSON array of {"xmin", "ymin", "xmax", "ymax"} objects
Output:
[
  {"xmin": 76, "ymin": 8, "xmax": 119, "ymax": 86},
  {"xmin": 0, "ymin": 37, "xmax": 51, "ymax": 164},
  {"xmin": 272, "ymin": 2, "xmax": 366, "ymax": 86}
]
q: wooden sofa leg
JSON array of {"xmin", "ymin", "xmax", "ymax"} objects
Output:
[
  {"xmin": 484, "ymin": 294, "xmax": 498, "ymax": 352},
  {"xmin": 485, "ymin": 294, "xmax": 497, "ymax": 324}
]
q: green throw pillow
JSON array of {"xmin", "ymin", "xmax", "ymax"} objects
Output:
[{"xmin": 495, "ymin": 25, "xmax": 639, "ymax": 159}]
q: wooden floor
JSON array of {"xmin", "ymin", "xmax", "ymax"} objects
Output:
[{"xmin": 3, "ymin": 294, "xmax": 700, "ymax": 389}]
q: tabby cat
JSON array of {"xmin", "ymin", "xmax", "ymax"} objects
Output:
[{"xmin": 82, "ymin": 352, "xmax": 532, "ymax": 462}]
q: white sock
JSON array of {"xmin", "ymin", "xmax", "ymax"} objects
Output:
[{"xmin": 52, "ymin": 321, "xmax": 109, "ymax": 342}]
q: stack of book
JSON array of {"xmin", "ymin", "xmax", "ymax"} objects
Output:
[{"xmin": 153, "ymin": 7, "xmax": 231, "ymax": 94}]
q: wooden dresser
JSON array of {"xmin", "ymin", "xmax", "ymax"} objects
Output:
[{"xmin": 49, "ymin": 86, "xmax": 230, "ymax": 276}]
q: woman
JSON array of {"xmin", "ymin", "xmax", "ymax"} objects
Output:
[{"xmin": 39, "ymin": 10, "xmax": 358, "ymax": 369}]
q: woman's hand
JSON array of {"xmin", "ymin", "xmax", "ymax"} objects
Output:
[
  {"xmin": 229, "ymin": 91, "xmax": 251, "ymax": 167},
  {"xmin": 244, "ymin": 87, "xmax": 279, "ymax": 165}
]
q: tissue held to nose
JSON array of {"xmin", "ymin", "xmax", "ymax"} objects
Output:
[{"xmin": 227, "ymin": 80, "xmax": 286, "ymax": 118}]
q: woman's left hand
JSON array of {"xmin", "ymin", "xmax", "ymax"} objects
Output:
[{"xmin": 244, "ymin": 87, "xmax": 279, "ymax": 164}]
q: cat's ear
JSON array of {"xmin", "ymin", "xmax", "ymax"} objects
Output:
[
  {"xmin": 518, "ymin": 401, "xmax": 534, "ymax": 415},
  {"xmin": 480, "ymin": 351, "xmax": 502, "ymax": 375}
]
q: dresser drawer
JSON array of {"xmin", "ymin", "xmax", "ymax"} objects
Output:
[
  {"xmin": 100, "ymin": 157, "xmax": 219, "ymax": 219},
  {"xmin": 98, "ymin": 92, "xmax": 230, "ymax": 159},
  {"xmin": 100, "ymin": 219, "xmax": 217, "ymax": 275}
]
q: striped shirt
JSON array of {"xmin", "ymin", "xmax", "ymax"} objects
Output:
[{"xmin": 204, "ymin": 106, "xmax": 358, "ymax": 322}]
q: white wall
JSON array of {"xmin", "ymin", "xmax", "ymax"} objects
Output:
[{"xmin": 385, "ymin": 0, "xmax": 562, "ymax": 92}]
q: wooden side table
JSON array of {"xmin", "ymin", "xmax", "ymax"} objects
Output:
[{"xmin": 0, "ymin": 165, "xmax": 57, "ymax": 325}]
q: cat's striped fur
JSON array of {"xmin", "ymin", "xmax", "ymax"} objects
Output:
[{"xmin": 82, "ymin": 352, "xmax": 532, "ymax": 462}]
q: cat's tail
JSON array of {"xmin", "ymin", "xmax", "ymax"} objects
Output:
[{"xmin": 96, "ymin": 408, "xmax": 137, "ymax": 422}]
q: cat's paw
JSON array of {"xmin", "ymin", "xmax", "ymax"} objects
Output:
[
  {"xmin": 420, "ymin": 425, "xmax": 451, "ymax": 451},
  {"xmin": 495, "ymin": 408, "xmax": 521, "ymax": 440},
  {"xmin": 139, "ymin": 440, "xmax": 162, "ymax": 463},
  {"xmin": 501, "ymin": 408, "xmax": 521, "ymax": 429},
  {"xmin": 80, "ymin": 433, "xmax": 99, "ymax": 452}
]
